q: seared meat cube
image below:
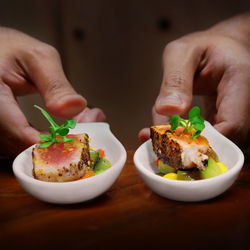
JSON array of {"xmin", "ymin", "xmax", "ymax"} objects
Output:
[
  {"xmin": 32, "ymin": 134, "xmax": 90, "ymax": 182},
  {"xmin": 151, "ymin": 125, "xmax": 211, "ymax": 170}
]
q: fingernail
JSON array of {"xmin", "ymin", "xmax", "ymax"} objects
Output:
[{"xmin": 156, "ymin": 93, "xmax": 182, "ymax": 107}]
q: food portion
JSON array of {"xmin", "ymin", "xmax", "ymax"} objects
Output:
[
  {"xmin": 32, "ymin": 105, "xmax": 111, "ymax": 182},
  {"xmin": 33, "ymin": 134, "xmax": 90, "ymax": 182},
  {"xmin": 151, "ymin": 125, "xmax": 211, "ymax": 171},
  {"xmin": 151, "ymin": 107, "xmax": 228, "ymax": 181}
]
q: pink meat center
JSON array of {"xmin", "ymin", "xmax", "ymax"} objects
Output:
[{"xmin": 38, "ymin": 135, "xmax": 81, "ymax": 165}]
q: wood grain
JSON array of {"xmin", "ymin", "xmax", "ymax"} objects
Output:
[{"xmin": 1, "ymin": 151, "xmax": 250, "ymax": 250}]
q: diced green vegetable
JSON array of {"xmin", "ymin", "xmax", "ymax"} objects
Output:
[
  {"xmin": 158, "ymin": 160, "xmax": 176, "ymax": 174},
  {"xmin": 94, "ymin": 157, "xmax": 111, "ymax": 175},
  {"xmin": 90, "ymin": 150, "xmax": 99, "ymax": 168},
  {"xmin": 200, "ymin": 158, "xmax": 222, "ymax": 179}
]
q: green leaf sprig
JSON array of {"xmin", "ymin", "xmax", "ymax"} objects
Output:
[
  {"xmin": 34, "ymin": 105, "xmax": 76, "ymax": 148},
  {"xmin": 169, "ymin": 106, "xmax": 205, "ymax": 139}
]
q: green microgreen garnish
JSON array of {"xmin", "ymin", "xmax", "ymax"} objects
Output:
[
  {"xmin": 169, "ymin": 106, "xmax": 205, "ymax": 139},
  {"xmin": 34, "ymin": 105, "xmax": 76, "ymax": 148}
]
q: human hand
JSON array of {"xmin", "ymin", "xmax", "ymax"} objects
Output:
[
  {"xmin": 0, "ymin": 27, "xmax": 104, "ymax": 156},
  {"xmin": 139, "ymin": 13, "xmax": 250, "ymax": 147}
]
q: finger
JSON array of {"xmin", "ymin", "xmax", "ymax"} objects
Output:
[
  {"xmin": 0, "ymin": 57, "xmax": 38, "ymax": 96},
  {"xmin": 138, "ymin": 128, "xmax": 150, "ymax": 143},
  {"xmin": 201, "ymin": 95, "xmax": 217, "ymax": 124},
  {"xmin": 138, "ymin": 106, "xmax": 170, "ymax": 143},
  {"xmin": 214, "ymin": 67, "xmax": 250, "ymax": 146},
  {"xmin": 155, "ymin": 37, "xmax": 205, "ymax": 116},
  {"xmin": 0, "ymin": 82, "xmax": 39, "ymax": 156},
  {"xmin": 19, "ymin": 44, "xmax": 86, "ymax": 118},
  {"xmin": 152, "ymin": 105, "xmax": 170, "ymax": 125},
  {"xmin": 73, "ymin": 107, "xmax": 106, "ymax": 123}
]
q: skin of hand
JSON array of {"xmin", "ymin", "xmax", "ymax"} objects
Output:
[
  {"xmin": 0, "ymin": 27, "xmax": 105, "ymax": 157},
  {"xmin": 139, "ymin": 13, "xmax": 250, "ymax": 147}
]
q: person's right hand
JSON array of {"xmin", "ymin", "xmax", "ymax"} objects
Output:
[
  {"xmin": 0, "ymin": 27, "xmax": 105, "ymax": 157},
  {"xmin": 139, "ymin": 13, "xmax": 250, "ymax": 147}
]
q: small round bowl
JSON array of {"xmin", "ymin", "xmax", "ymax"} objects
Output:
[
  {"xmin": 13, "ymin": 122, "xmax": 127, "ymax": 204},
  {"xmin": 134, "ymin": 121, "xmax": 244, "ymax": 202}
]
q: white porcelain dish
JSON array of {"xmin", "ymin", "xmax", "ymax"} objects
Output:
[
  {"xmin": 134, "ymin": 121, "xmax": 244, "ymax": 202},
  {"xmin": 13, "ymin": 122, "xmax": 126, "ymax": 204}
]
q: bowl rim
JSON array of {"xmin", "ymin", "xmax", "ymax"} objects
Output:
[
  {"xmin": 13, "ymin": 122, "xmax": 127, "ymax": 187},
  {"xmin": 134, "ymin": 122, "xmax": 244, "ymax": 186}
]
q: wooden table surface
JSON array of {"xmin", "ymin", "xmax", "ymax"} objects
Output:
[{"xmin": 1, "ymin": 150, "xmax": 250, "ymax": 250}]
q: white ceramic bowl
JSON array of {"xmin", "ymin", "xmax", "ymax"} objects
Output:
[
  {"xmin": 134, "ymin": 121, "xmax": 244, "ymax": 202},
  {"xmin": 13, "ymin": 122, "xmax": 127, "ymax": 204}
]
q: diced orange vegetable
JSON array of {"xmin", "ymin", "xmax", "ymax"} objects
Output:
[
  {"xmin": 97, "ymin": 149, "xmax": 105, "ymax": 157},
  {"xmin": 80, "ymin": 169, "xmax": 95, "ymax": 179},
  {"xmin": 155, "ymin": 158, "xmax": 159, "ymax": 166}
]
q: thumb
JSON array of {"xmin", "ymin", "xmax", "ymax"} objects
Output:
[{"xmin": 156, "ymin": 39, "xmax": 204, "ymax": 116}]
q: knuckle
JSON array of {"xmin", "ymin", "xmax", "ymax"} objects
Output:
[
  {"xmin": 163, "ymin": 41, "xmax": 175, "ymax": 58},
  {"xmin": 162, "ymin": 39, "xmax": 193, "ymax": 69},
  {"xmin": 164, "ymin": 39, "xmax": 188, "ymax": 56},
  {"xmin": 27, "ymin": 44, "xmax": 59, "ymax": 60}
]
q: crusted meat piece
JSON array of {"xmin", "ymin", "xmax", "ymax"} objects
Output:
[
  {"xmin": 151, "ymin": 125, "xmax": 211, "ymax": 170},
  {"xmin": 32, "ymin": 134, "xmax": 90, "ymax": 182}
]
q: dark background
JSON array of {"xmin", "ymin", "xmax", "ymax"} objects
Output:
[{"xmin": 0, "ymin": 0, "xmax": 249, "ymax": 149}]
